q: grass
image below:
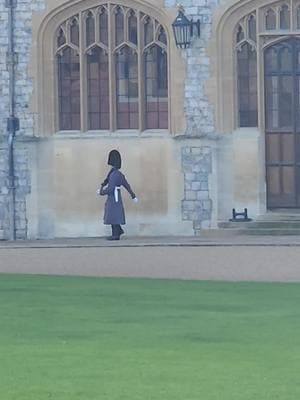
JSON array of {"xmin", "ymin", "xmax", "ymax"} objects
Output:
[{"xmin": 0, "ymin": 274, "xmax": 300, "ymax": 400}]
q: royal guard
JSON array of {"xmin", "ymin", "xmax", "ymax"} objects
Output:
[{"xmin": 97, "ymin": 150, "xmax": 138, "ymax": 240}]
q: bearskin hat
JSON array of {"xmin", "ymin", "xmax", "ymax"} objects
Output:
[{"xmin": 108, "ymin": 149, "xmax": 121, "ymax": 169}]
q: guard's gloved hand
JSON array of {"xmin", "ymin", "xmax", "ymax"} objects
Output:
[{"xmin": 101, "ymin": 178, "xmax": 108, "ymax": 186}]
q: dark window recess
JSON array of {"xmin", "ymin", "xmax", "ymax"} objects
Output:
[
  {"xmin": 56, "ymin": 7, "xmax": 169, "ymax": 131},
  {"xmin": 115, "ymin": 8, "xmax": 124, "ymax": 46},
  {"xmin": 87, "ymin": 47, "xmax": 110, "ymax": 130},
  {"xmin": 237, "ymin": 42, "xmax": 258, "ymax": 127},
  {"xmin": 128, "ymin": 11, "xmax": 137, "ymax": 45},
  {"xmin": 266, "ymin": 9, "xmax": 276, "ymax": 30},
  {"xmin": 57, "ymin": 28, "xmax": 66, "ymax": 47},
  {"xmin": 116, "ymin": 47, "xmax": 139, "ymax": 129},
  {"xmin": 99, "ymin": 9, "xmax": 108, "ymax": 45},
  {"xmin": 86, "ymin": 12, "xmax": 95, "ymax": 47},
  {"xmin": 58, "ymin": 47, "xmax": 81, "ymax": 130},
  {"xmin": 280, "ymin": 5, "xmax": 290, "ymax": 30},
  {"xmin": 70, "ymin": 18, "xmax": 79, "ymax": 46},
  {"xmin": 236, "ymin": 25, "xmax": 244, "ymax": 43},
  {"xmin": 144, "ymin": 17, "xmax": 153, "ymax": 45},
  {"xmin": 145, "ymin": 45, "xmax": 168, "ymax": 129}
]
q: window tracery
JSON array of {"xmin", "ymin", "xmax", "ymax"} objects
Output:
[
  {"xmin": 234, "ymin": 1, "xmax": 300, "ymax": 128},
  {"xmin": 55, "ymin": 3, "xmax": 168, "ymax": 132},
  {"xmin": 235, "ymin": 13, "xmax": 258, "ymax": 127}
]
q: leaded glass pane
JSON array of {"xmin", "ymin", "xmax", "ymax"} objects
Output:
[
  {"xmin": 57, "ymin": 28, "xmax": 66, "ymax": 48},
  {"xmin": 158, "ymin": 27, "xmax": 167, "ymax": 45},
  {"xmin": 236, "ymin": 25, "xmax": 244, "ymax": 43},
  {"xmin": 279, "ymin": 45, "xmax": 293, "ymax": 72},
  {"xmin": 86, "ymin": 12, "xmax": 95, "ymax": 47},
  {"xmin": 56, "ymin": 7, "xmax": 169, "ymax": 132},
  {"xmin": 265, "ymin": 47, "xmax": 278, "ymax": 73},
  {"xmin": 115, "ymin": 7, "xmax": 124, "ymax": 46},
  {"xmin": 128, "ymin": 11, "xmax": 137, "ymax": 45},
  {"xmin": 237, "ymin": 43, "xmax": 258, "ymax": 127},
  {"xmin": 145, "ymin": 45, "xmax": 168, "ymax": 129},
  {"xmin": 70, "ymin": 18, "xmax": 79, "ymax": 46},
  {"xmin": 266, "ymin": 9, "xmax": 276, "ymax": 30},
  {"xmin": 116, "ymin": 47, "xmax": 139, "ymax": 129},
  {"xmin": 297, "ymin": 7, "xmax": 300, "ymax": 29},
  {"xmin": 248, "ymin": 15, "xmax": 256, "ymax": 42},
  {"xmin": 58, "ymin": 47, "xmax": 81, "ymax": 130},
  {"xmin": 99, "ymin": 9, "xmax": 108, "ymax": 46},
  {"xmin": 87, "ymin": 47, "xmax": 110, "ymax": 130},
  {"xmin": 144, "ymin": 17, "xmax": 153, "ymax": 45},
  {"xmin": 280, "ymin": 5, "xmax": 290, "ymax": 30}
]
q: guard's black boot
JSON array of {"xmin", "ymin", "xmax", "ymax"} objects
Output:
[
  {"xmin": 118, "ymin": 225, "xmax": 124, "ymax": 236},
  {"xmin": 106, "ymin": 225, "xmax": 120, "ymax": 240},
  {"xmin": 106, "ymin": 236, "xmax": 120, "ymax": 241}
]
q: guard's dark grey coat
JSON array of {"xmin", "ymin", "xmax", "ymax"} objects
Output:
[{"xmin": 100, "ymin": 168, "xmax": 135, "ymax": 225}]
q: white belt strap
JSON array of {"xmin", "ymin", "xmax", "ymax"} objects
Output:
[{"xmin": 114, "ymin": 186, "xmax": 121, "ymax": 202}]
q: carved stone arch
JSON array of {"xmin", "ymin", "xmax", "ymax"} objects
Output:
[
  {"xmin": 262, "ymin": 34, "xmax": 300, "ymax": 50},
  {"xmin": 34, "ymin": 0, "xmax": 177, "ymax": 136},
  {"xmin": 213, "ymin": 0, "xmax": 296, "ymax": 133}
]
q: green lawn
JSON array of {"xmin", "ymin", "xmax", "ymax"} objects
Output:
[{"xmin": 0, "ymin": 274, "xmax": 300, "ymax": 400}]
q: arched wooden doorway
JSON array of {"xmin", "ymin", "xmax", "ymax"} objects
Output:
[{"xmin": 265, "ymin": 38, "xmax": 300, "ymax": 208}]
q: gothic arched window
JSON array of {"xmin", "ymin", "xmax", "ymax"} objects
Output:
[
  {"xmin": 55, "ymin": 4, "xmax": 169, "ymax": 132},
  {"xmin": 235, "ymin": 14, "xmax": 258, "ymax": 127}
]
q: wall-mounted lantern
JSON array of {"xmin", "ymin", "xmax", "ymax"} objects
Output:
[{"xmin": 172, "ymin": 5, "xmax": 201, "ymax": 49}]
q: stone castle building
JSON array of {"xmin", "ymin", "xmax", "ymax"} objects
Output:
[{"xmin": 0, "ymin": 0, "xmax": 298, "ymax": 239}]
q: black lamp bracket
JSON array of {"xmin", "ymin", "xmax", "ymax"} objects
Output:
[{"xmin": 190, "ymin": 19, "xmax": 201, "ymax": 38}]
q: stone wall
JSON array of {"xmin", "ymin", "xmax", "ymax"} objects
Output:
[
  {"xmin": 14, "ymin": 143, "xmax": 31, "ymax": 239},
  {"xmin": 14, "ymin": 0, "xmax": 46, "ymax": 137},
  {"xmin": 165, "ymin": 0, "xmax": 218, "ymax": 232},
  {"xmin": 0, "ymin": 0, "xmax": 45, "ymax": 239},
  {"xmin": 0, "ymin": 2, "xmax": 9, "ymax": 137},
  {"xmin": 181, "ymin": 146, "xmax": 212, "ymax": 234},
  {"xmin": 0, "ymin": 145, "xmax": 8, "ymax": 240},
  {"xmin": 0, "ymin": 0, "xmax": 220, "ymax": 238},
  {"xmin": 165, "ymin": 0, "xmax": 218, "ymax": 137},
  {"xmin": 0, "ymin": 141, "xmax": 31, "ymax": 239}
]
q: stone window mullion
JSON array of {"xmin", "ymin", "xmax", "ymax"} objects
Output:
[
  {"xmin": 256, "ymin": 7, "xmax": 263, "ymax": 132},
  {"xmin": 108, "ymin": 3, "xmax": 116, "ymax": 132},
  {"xmin": 137, "ymin": 11, "xmax": 144, "ymax": 132},
  {"xmin": 79, "ymin": 12, "xmax": 87, "ymax": 132}
]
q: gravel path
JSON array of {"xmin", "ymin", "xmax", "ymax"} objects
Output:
[{"xmin": 1, "ymin": 238, "xmax": 300, "ymax": 282}]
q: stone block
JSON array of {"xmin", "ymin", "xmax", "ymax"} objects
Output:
[
  {"xmin": 185, "ymin": 173, "xmax": 195, "ymax": 181},
  {"xmin": 191, "ymin": 181, "xmax": 201, "ymax": 191},
  {"xmin": 182, "ymin": 200, "xmax": 195, "ymax": 211},
  {"xmin": 185, "ymin": 191, "xmax": 197, "ymax": 200},
  {"xmin": 197, "ymin": 190, "xmax": 209, "ymax": 200}
]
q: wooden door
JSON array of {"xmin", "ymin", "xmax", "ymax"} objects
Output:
[{"xmin": 265, "ymin": 38, "xmax": 300, "ymax": 208}]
